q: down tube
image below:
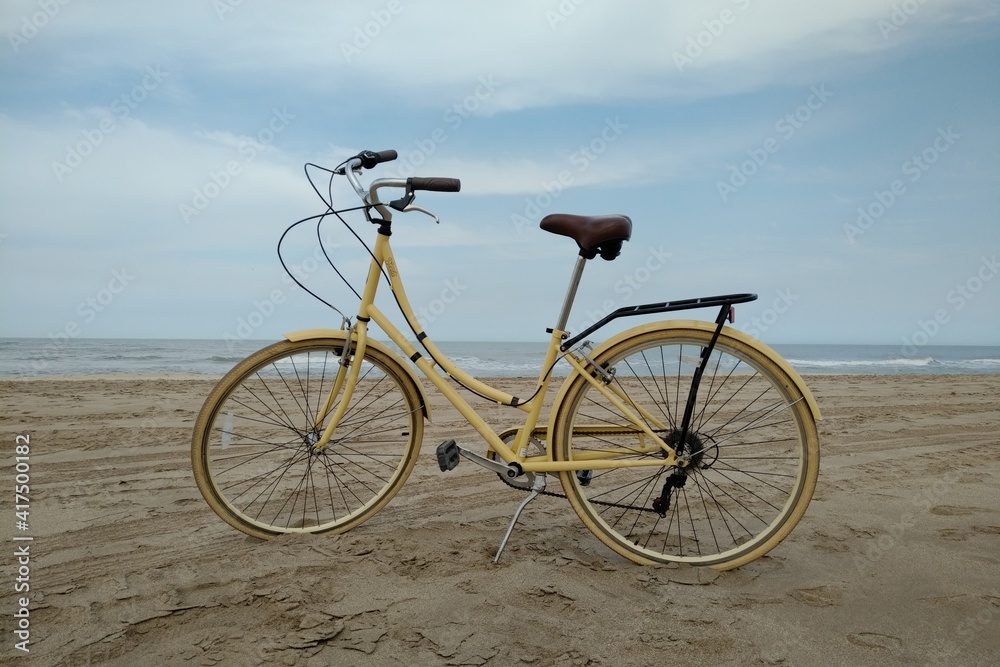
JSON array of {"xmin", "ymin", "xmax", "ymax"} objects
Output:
[
  {"xmin": 377, "ymin": 242, "xmax": 522, "ymax": 409},
  {"xmin": 364, "ymin": 304, "xmax": 520, "ymax": 462}
]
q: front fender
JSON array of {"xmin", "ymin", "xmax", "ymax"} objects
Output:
[{"xmin": 283, "ymin": 328, "xmax": 431, "ymax": 421}]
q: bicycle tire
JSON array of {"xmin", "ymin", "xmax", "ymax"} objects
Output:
[
  {"xmin": 551, "ymin": 326, "xmax": 819, "ymax": 569},
  {"xmin": 192, "ymin": 337, "xmax": 423, "ymax": 538}
]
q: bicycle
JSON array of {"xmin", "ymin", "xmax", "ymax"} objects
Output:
[{"xmin": 191, "ymin": 149, "xmax": 821, "ymax": 570}]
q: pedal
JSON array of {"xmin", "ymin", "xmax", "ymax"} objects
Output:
[{"xmin": 436, "ymin": 439, "xmax": 460, "ymax": 472}]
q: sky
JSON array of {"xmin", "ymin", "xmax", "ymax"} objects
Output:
[{"xmin": 1, "ymin": 0, "xmax": 998, "ymax": 349}]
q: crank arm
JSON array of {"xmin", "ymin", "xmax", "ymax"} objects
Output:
[{"xmin": 458, "ymin": 445, "xmax": 522, "ymax": 480}]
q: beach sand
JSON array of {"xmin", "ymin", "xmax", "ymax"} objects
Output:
[{"xmin": 1, "ymin": 374, "xmax": 998, "ymax": 666}]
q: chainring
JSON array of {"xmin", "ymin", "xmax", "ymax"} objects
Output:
[{"xmin": 487, "ymin": 430, "xmax": 546, "ymax": 491}]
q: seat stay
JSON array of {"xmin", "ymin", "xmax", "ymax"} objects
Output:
[{"xmin": 561, "ymin": 352, "xmax": 679, "ymax": 466}]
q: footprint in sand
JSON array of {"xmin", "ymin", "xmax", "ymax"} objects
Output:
[
  {"xmin": 847, "ymin": 632, "xmax": 902, "ymax": 651},
  {"xmin": 930, "ymin": 505, "xmax": 980, "ymax": 516},
  {"xmin": 938, "ymin": 528, "xmax": 972, "ymax": 541},
  {"xmin": 790, "ymin": 585, "xmax": 841, "ymax": 607},
  {"xmin": 937, "ymin": 525, "xmax": 999, "ymax": 540}
]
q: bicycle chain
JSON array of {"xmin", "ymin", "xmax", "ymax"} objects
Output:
[
  {"xmin": 493, "ymin": 428, "xmax": 668, "ymax": 514},
  {"xmin": 499, "ymin": 472, "xmax": 664, "ymax": 513}
]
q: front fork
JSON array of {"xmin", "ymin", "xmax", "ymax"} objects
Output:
[{"xmin": 311, "ymin": 322, "xmax": 369, "ymax": 451}]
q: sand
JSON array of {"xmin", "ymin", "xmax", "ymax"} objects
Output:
[{"xmin": 1, "ymin": 373, "xmax": 998, "ymax": 666}]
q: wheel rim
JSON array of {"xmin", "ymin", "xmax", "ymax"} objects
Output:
[
  {"xmin": 560, "ymin": 335, "xmax": 813, "ymax": 566},
  {"xmin": 200, "ymin": 344, "xmax": 419, "ymax": 535}
]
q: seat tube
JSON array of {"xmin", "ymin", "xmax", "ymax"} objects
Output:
[{"xmin": 554, "ymin": 254, "xmax": 588, "ymax": 332}]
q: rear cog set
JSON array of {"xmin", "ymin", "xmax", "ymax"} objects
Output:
[
  {"xmin": 651, "ymin": 427, "xmax": 719, "ymax": 517},
  {"xmin": 665, "ymin": 427, "xmax": 718, "ymax": 469}
]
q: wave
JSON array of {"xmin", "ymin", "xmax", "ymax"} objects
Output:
[
  {"xmin": 447, "ymin": 355, "xmax": 545, "ymax": 374},
  {"xmin": 945, "ymin": 358, "xmax": 1000, "ymax": 369},
  {"xmin": 98, "ymin": 354, "xmax": 166, "ymax": 361},
  {"xmin": 209, "ymin": 355, "xmax": 248, "ymax": 363},
  {"xmin": 787, "ymin": 357, "xmax": 938, "ymax": 368},
  {"xmin": 787, "ymin": 357, "xmax": 1000, "ymax": 370},
  {"xmin": 2, "ymin": 338, "xmax": 998, "ymax": 378}
]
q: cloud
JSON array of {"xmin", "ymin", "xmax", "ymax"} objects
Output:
[
  {"xmin": 4, "ymin": 0, "xmax": 991, "ymax": 112},
  {"xmin": 2, "ymin": 0, "xmax": 997, "ymax": 343}
]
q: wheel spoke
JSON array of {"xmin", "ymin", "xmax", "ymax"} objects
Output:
[
  {"xmin": 555, "ymin": 330, "xmax": 817, "ymax": 567},
  {"xmin": 193, "ymin": 341, "xmax": 421, "ymax": 537}
]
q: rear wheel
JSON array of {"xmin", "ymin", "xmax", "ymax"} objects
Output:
[
  {"xmin": 192, "ymin": 337, "xmax": 423, "ymax": 538},
  {"xmin": 551, "ymin": 327, "xmax": 819, "ymax": 569}
]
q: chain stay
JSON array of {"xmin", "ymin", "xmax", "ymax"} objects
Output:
[{"xmin": 493, "ymin": 427, "xmax": 669, "ymax": 513}]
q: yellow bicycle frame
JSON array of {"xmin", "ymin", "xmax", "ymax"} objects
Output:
[{"xmin": 307, "ymin": 228, "xmax": 680, "ymax": 472}]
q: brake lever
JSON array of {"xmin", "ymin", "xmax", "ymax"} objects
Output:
[{"xmin": 402, "ymin": 204, "xmax": 440, "ymax": 223}]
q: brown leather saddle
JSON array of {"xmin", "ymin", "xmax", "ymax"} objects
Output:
[{"xmin": 540, "ymin": 213, "xmax": 632, "ymax": 260}]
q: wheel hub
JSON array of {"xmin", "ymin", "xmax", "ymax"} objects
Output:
[{"xmin": 303, "ymin": 430, "xmax": 328, "ymax": 456}]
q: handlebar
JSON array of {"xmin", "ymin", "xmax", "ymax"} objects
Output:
[{"xmin": 340, "ymin": 149, "xmax": 460, "ymax": 222}]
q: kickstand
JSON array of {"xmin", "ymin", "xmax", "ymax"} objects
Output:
[{"xmin": 494, "ymin": 474, "xmax": 546, "ymax": 564}]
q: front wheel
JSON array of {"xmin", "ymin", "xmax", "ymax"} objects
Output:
[
  {"xmin": 551, "ymin": 326, "xmax": 819, "ymax": 569},
  {"xmin": 192, "ymin": 337, "xmax": 424, "ymax": 538}
]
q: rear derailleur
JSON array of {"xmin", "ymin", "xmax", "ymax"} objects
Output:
[{"xmin": 651, "ymin": 471, "xmax": 687, "ymax": 518}]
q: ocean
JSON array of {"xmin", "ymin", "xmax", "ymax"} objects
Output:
[{"xmin": 1, "ymin": 338, "xmax": 998, "ymax": 378}]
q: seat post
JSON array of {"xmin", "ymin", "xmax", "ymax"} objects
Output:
[{"xmin": 554, "ymin": 253, "xmax": 588, "ymax": 333}]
